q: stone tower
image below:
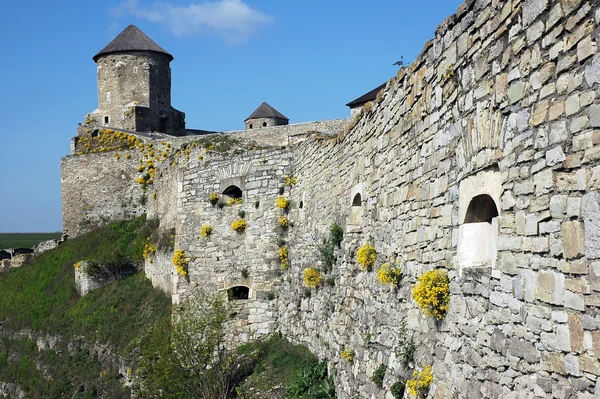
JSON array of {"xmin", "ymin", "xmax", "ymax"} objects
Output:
[
  {"xmin": 89, "ymin": 24, "xmax": 185, "ymax": 136},
  {"xmin": 244, "ymin": 102, "xmax": 289, "ymax": 129}
]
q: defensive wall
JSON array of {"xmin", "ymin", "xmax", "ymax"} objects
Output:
[{"xmin": 59, "ymin": 0, "xmax": 600, "ymax": 397}]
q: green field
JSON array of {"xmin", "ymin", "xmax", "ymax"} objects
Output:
[{"xmin": 0, "ymin": 232, "xmax": 62, "ymax": 249}]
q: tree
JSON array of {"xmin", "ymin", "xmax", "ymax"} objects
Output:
[{"xmin": 136, "ymin": 290, "xmax": 249, "ymax": 399}]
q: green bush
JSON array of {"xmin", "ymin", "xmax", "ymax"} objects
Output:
[
  {"xmin": 390, "ymin": 380, "xmax": 406, "ymax": 398},
  {"xmin": 371, "ymin": 363, "xmax": 387, "ymax": 388}
]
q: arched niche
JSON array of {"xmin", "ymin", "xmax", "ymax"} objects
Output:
[
  {"xmin": 464, "ymin": 194, "xmax": 499, "ymax": 223},
  {"xmin": 227, "ymin": 285, "xmax": 249, "ymax": 300},
  {"xmin": 348, "ymin": 183, "xmax": 364, "ymax": 232},
  {"xmin": 352, "ymin": 193, "xmax": 362, "ymax": 207},
  {"xmin": 222, "ymin": 185, "xmax": 242, "ymax": 199},
  {"xmin": 457, "ymin": 170, "xmax": 501, "ymax": 275}
]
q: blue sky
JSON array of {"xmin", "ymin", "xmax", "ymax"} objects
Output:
[{"xmin": 0, "ymin": 0, "xmax": 464, "ymax": 233}]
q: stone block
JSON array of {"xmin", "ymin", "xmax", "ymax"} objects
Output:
[
  {"xmin": 530, "ymin": 100, "xmax": 549, "ymax": 126},
  {"xmin": 536, "ymin": 270, "xmax": 564, "ymax": 305},
  {"xmin": 590, "ymin": 104, "xmax": 600, "ymax": 127},
  {"xmin": 561, "ymin": 220, "xmax": 584, "ymax": 259},
  {"xmin": 569, "ymin": 313, "xmax": 585, "ymax": 352},
  {"xmin": 546, "ymin": 146, "xmax": 566, "ymax": 166},
  {"xmin": 534, "ymin": 169, "xmax": 553, "ymax": 195},
  {"xmin": 523, "ymin": 0, "xmax": 548, "ymax": 26},
  {"xmin": 590, "ymin": 262, "xmax": 600, "ymax": 292},
  {"xmin": 582, "ymin": 192, "xmax": 600, "ymax": 259},
  {"xmin": 564, "ymin": 354, "xmax": 581, "ymax": 376},
  {"xmin": 565, "ymin": 93, "xmax": 580, "ymax": 116},
  {"xmin": 550, "ymin": 195, "xmax": 567, "ymax": 218},
  {"xmin": 580, "ymin": 354, "xmax": 600, "ymax": 375},
  {"xmin": 508, "ymin": 337, "xmax": 540, "ymax": 363},
  {"xmin": 541, "ymin": 352, "xmax": 566, "ymax": 374}
]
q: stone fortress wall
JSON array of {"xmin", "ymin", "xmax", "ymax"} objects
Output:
[
  {"xmin": 273, "ymin": 0, "xmax": 600, "ymax": 397},
  {"xmin": 59, "ymin": 0, "xmax": 600, "ymax": 397}
]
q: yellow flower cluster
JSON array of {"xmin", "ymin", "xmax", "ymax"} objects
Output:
[
  {"xmin": 279, "ymin": 217, "xmax": 289, "ymax": 227},
  {"xmin": 76, "ymin": 129, "xmax": 141, "ymax": 154},
  {"xmin": 232, "ymin": 218, "xmax": 248, "ymax": 233},
  {"xmin": 406, "ymin": 365, "xmax": 433, "ymax": 398},
  {"xmin": 172, "ymin": 250, "xmax": 189, "ymax": 277},
  {"xmin": 376, "ymin": 260, "xmax": 402, "ymax": 286},
  {"xmin": 412, "ymin": 269, "xmax": 450, "ymax": 320},
  {"xmin": 208, "ymin": 192, "xmax": 220, "ymax": 205},
  {"xmin": 357, "ymin": 242, "xmax": 376, "ymax": 270},
  {"xmin": 340, "ymin": 346, "xmax": 354, "ymax": 362},
  {"xmin": 73, "ymin": 261, "xmax": 82, "ymax": 269},
  {"xmin": 227, "ymin": 197, "xmax": 243, "ymax": 205},
  {"xmin": 279, "ymin": 247, "xmax": 288, "ymax": 270},
  {"xmin": 200, "ymin": 224, "xmax": 213, "ymax": 238},
  {"xmin": 276, "ymin": 196, "xmax": 289, "ymax": 209},
  {"xmin": 303, "ymin": 267, "xmax": 322, "ymax": 288},
  {"xmin": 443, "ymin": 64, "xmax": 455, "ymax": 80},
  {"xmin": 283, "ymin": 175, "xmax": 297, "ymax": 186},
  {"xmin": 143, "ymin": 240, "xmax": 157, "ymax": 263}
]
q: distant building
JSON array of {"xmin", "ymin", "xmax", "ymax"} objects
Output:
[
  {"xmin": 244, "ymin": 102, "xmax": 289, "ymax": 130},
  {"xmin": 345, "ymin": 83, "xmax": 386, "ymax": 116}
]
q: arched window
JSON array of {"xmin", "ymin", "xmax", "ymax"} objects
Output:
[
  {"xmin": 227, "ymin": 286, "xmax": 249, "ymax": 300},
  {"xmin": 262, "ymin": 122, "xmax": 267, "ymax": 127},
  {"xmin": 299, "ymin": 201, "xmax": 304, "ymax": 209},
  {"xmin": 352, "ymin": 193, "xmax": 362, "ymax": 207},
  {"xmin": 222, "ymin": 185, "xmax": 242, "ymax": 199},
  {"xmin": 457, "ymin": 194, "xmax": 499, "ymax": 273},
  {"xmin": 249, "ymin": 124, "xmax": 253, "ymax": 129},
  {"xmin": 464, "ymin": 194, "xmax": 499, "ymax": 223}
]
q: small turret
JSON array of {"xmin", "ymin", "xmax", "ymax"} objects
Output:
[
  {"xmin": 244, "ymin": 102, "xmax": 289, "ymax": 130},
  {"xmin": 85, "ymin": 25, "xmax": 185, "ymax": 136}
]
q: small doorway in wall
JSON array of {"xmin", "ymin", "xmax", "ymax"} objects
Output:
[{"xmin": 227, "ymin": 286, "xmax": 249, "ymax": 300}]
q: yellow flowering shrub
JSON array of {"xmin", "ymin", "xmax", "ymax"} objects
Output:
[
  {"xmin": 227, "ymin": 197, "xmax": 243, "ymax": 205},
  {"xmin": 406, "ymin": 365, "xmax": 433, "ymax": 398},
  {"xmin": 340, "ymin": 346, "xmax": 354, "ymax": 361},
  {"xmin": 412, "ymin": 269, "xmax": 450, "ymax": 320},
  {"xmin": 357, "ymin": 242, "xmax": 376, "ymax": 270},
  {"xmin": 279, "ymin": 247, "xmax": 289, "ymax": 270},
  {"xmin": 276, "ymin": 196, "xmax": 290, "ymax": 209},
  {"xmin": 283, "ymin": 175, "xmax": 297, "ymax": 186},
  {"xmin": 303, "ymin": 267, "xmax": 322, "ymax": 288},
  {"xmin": 208, "ymin": 192, "xmax": 220, "ymax": 205},
  {"xmin": 232, "ymin": 218, "xmax": 248, "ymax": 233},
  {"xmin": 200, "ymin": 224, "xmax": 213, "ymax": 238},
  {"xmin": 377, "ymin": 260, "xmax": 402, "ymax": 286},
  {"xmin": 172, "ymin": 250, "xmax": 189, "ymax": 277},
  {"xmin": 143, "ymin": 241, "xmax": 157, "ymax": 263},
  {"xmin": 279, "ymin": 217, "xmax": 290, "ymax": 227}
]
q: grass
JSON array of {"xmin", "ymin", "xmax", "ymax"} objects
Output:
[
  {"xmin": 0, "ymin": 216, "xmax": 170, "ymax": 397},
  {"xmin": 236, "ymin": 336, "xmax": 335, "ymax": 398},
  {"xmin": 0, "ymin": 232, "xmax": 62, "ymax": 249}
]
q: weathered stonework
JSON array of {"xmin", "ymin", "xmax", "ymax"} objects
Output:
[{"xmin": 61, "ymin": 0, "xmax": 600, "ymax": 397}]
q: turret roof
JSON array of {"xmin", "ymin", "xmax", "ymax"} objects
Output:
[
  {"xmin": 93, "ymin": 24, "xmax": 173, "ymax": 62},
  {"xmin": 245, "ymin": 102, "xmax": 289, "ymax": 121}
]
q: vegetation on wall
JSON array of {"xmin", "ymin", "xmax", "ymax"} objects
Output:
[
  {"xmin": 357, "ymin": 241, "xmax": 377, "ymax": 271},
  {"xmin": 412, "ymin": 269, "xmax": 450, "ymax": 320}
]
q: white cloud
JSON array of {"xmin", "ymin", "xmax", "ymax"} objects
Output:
[{"xmin": 112, "ymin": 0, "xmax": 273, "ymax": 43}]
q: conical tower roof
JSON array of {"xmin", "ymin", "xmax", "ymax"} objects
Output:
[
  {"xmin": 245, "ymin": 102, "xmax": 289, "ymax": 121},
  {"xmin": 93, "ymin": 24, "xmax": 173, "ymax": 62}
]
